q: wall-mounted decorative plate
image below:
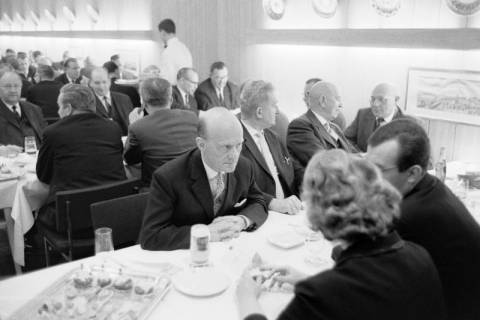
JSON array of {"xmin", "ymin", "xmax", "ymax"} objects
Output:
[
  {"xmin": 312, "ymin": 0, "xmax": 338, "ymax": 18},
  {"xmin": 263, "ymin": 0, "xmax": 286, "ymax": 20},
  {"xmin": 371, "ymin": 0, "xmax": 402, "ymax": 17},
  {"xmin": 446, "ymin": 0, "xmax": 480, "ymax": 15}
]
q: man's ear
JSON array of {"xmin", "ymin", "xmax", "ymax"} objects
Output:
[
  {"xmin": 196, "ymin": 136, "xmax": 206, "ymax": 151},
  {"xmin": 407, "ymin": 165, "xmax": 424, "ymax": 186},
  {"xmin": 255, "ymin": 106, "xmax": 263, "ymax": 119}
]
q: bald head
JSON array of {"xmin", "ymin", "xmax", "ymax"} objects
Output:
[
  {"xmin": 370, "ymin": 83, "xmax": 399, "ymax": 119},
  {"xmin": 308, "ymin": 81, "xmax": 342, "ymax": 121},
  {"xmin": 197, "ymin": 107, "xmax": 243, "ymax": 173}
]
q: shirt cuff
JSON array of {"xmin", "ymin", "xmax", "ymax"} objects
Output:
[{"xmin": 238, "ymin": 215, "xmax": 252, "ymax": 230}]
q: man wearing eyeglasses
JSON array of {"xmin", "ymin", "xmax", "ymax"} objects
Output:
[
  {"xmin": 366, "ymin": 119, "xmax": 480, "ymax": 320},
  {"xmin": 344, "ymin": 83, "xmax": 406, "ymax": 152},
  {"xmin": 0, "ymin": 71, "xmax": 46, "ymax": 147},
  {"xmin": 171, "ymin": 67, "xmax": 199, "ymax": 114}
]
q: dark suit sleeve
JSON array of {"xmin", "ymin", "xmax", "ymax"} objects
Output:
[
  {"xmin": 36, "ymin": 129, "xmax": 54, "ymax": 184},
  {"xmin": 236, "ymin": 161, "xmax": 268, "ymax": 231},
  {"xmin": 277, "ymin": 277, "xmax": 326, "ymax": 320},
  {"xmin": 344, "ymin": 110, "xmax": 360, "ymax": 147},
  {"xmin": 123, "ymin": 126, "xmax": 142, "ymax": 165},
  {"xmin": 287, "ymin": 119, "xmax": 324, "ymax": 168},
  {"xmin": 139, "ymin": 171, "xmax": 192, "ymax": 250},
  {"xmin": 194, "ymin": 89, "xmax": 211, "ymax": 111}
]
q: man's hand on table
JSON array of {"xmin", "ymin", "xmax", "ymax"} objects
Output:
[
  {"xmin": 209, "ymin": 216, "xmax": 245, "ymax": 242},
  {"xmin": 269, "ymin": 195, "xmax": 303, "ymax": 215}
]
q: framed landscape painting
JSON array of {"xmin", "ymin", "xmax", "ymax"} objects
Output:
[{"xmin": 405, "ymin": 68, "xmax": 480, "ymax": 126}]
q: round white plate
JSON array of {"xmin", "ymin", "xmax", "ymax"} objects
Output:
[
  {"xmin": 268, "ymin": 231, "xmax": 304, "ymax": 249},
  {"xmin": 172, "ymin": 268, "xmax": 230, "ymax": 297}
]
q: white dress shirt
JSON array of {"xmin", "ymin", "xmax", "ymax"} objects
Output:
[
  {"xmin": 177, "ymin": 86, "xmax": 189, "ymax": 105},
  {"xmin": 159, "ymin": 37, "xmax": 193, "ymax": 85},
  {"xmin": 242, "ymin": 121, "xmax": 285, "ymax": 199}
]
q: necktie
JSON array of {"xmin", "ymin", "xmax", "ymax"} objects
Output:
[
  {"xmin": 103, "ymin": 96, "xmax": 111, "ymax": 116},
  {"xmin": 11, "ymin": 105, "xmax": 21, "ymax": 119},
  {"xmin": 218, "ymin": 91, "xmax": 224, "ymax": 106},
  {"xmin": 254, "ymin": 132, "xmax": 285, "ymax": 199},
  {"xmin": 212, "ymin": 173, "xmax": 225, "ymax": 215},
  {"xmin": 375, "ymin": 117, "xmax": 385, "ymax": 130},
  {"xmin": 324, "ymin": 122, "xmax": 340, "ymax": 142},
  {"xmin": 185, "ymin": 94, "xmax": 189, "ymax": 105}
]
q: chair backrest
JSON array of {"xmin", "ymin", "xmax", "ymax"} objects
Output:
[
  {"xmin": 55, "ymin": 178, "xmax": 142, "ymax": 237},
  {"xmin": 90, "ymin": 192, "xmax": 149, "ymax": 249}
]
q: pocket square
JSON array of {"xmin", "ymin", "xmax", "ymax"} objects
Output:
[{"xmin": 234, "ymin": 198, "xmax": 247, "ymax": 208}]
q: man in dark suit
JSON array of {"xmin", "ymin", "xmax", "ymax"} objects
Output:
[
  {"xmin": 195, "ymin": 61, "xmax": 240, "ymax": 111},
  {"xmin": 287, "ymin": 81, "xmax": 355, "ymax": 169},
  {"xmin": 139, "ymin": 107, "xmax": 268, "ymax": 250},
  {"xmin": 171, "ymin": 67, "xmax": 199, "ymax": 114},
  {"xmin": 54, "ymin": 58, "xmax": 86, "ymax": 85},
  {"xmin": 0, "ymin": 71, "xmax": 46, "ymax": 147},
  {"xmin": 124, "ymin": 77, "xmax": 198, "ymax": 186},
  {"xmin": 26, "ymin": 64, "xmax": 63, "ymax": 119},
  {"xmin": 103, "ymin": 61, "xmax": 141, "ymax": 109},
  {"xmin": 239, "ymin": 80, "xmax": 302, "ymax": 215},
  {"xmin": 89, "ymin": 67, "xmax": 133, "ymax": 136},
  {"xmin": 36, "ymin": 84, "xmax": 126, "ymax": 233},
  {"xmin": 367, "ymin": 119, "xmax": 480, "ymax": 320},
  {"xmin": 345, "ymin": 83, "xmax": 406, "ymax": 152}
]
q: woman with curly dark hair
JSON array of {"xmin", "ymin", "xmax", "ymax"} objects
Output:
[{"xmin": 236, "ymin": 149, "xmax": 446, "ymax": 320}]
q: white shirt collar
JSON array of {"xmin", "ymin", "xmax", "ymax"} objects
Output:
[
  {"xmin": 166, "ymin": 36, "xmax": 179, "ymax": 46},
  {"xmin": 241, "ymin": 120, "xmax": 263, "ymax": 140},
  {"xmin": 201, "ymin": 156, "xmax": 220, "ymax": 180},
  {"xmin": 311, "ymin": 109, "xmax": 329, "ymax": 127},
  {"xmin": 96, "ymin": 92, "xmax": 111, "ymax": 102},
  {"xmin": 2, "ymin": 100, "xmax": 21, "ymax": 116},
  {"xmin": 382, "ymin": 107, "xmax": 397, "ymax": 123}
]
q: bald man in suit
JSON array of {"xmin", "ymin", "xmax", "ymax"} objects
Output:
[{"xmin": 287, "ymin": 81, "xmax": 356, "ymax": 169}]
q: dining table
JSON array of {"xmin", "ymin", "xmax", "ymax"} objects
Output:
[{"xmin": 0, "ymin": 210, "xmax": 334, "ymax": 320}]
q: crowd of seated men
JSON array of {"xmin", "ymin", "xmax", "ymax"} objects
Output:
[{"xmin": 1, "ymin": 46, "xmax": 480, "ymax": 320}]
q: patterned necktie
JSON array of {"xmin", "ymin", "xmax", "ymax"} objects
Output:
[
  {"xmin": 11, "ymin": 105, "xmax": 21, "ymax": 119},
  {"xmin": 218, "ymin": 91, "xmax": 224, "ymax": 106},
  {"xmin": 103, "ymin": 96, "xmax": 111, "ymax": 115},
  {"xmin": 185, "ymin": 94, "xmax": 189, "ymax": 105},
  {"xmin": 324, "ymin": 122, "xmax": 339, "ymax": 142},
  {"xmin": 212, "ymin": 172, "xmax": 225, "ymax": 215}
]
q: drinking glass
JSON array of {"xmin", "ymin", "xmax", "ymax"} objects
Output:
[
  {"xmin": 304, "ymin": 231, "xmax": 329, "ymax": 266},
  {"xmin": 190, "ymin": 224, "xmax": 210, "ymax": 267},
  {"xmin": 24, "ymin": 136, "xmax": 37, "ymax": 155},
  {"xmin": 95, "ymin": 227, "xmax": 114, "ymax": 255}
]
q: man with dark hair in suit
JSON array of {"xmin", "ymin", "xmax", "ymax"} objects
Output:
[
  {"xmin": 239, "ymin": 80, "xmax": 302, "ymax": 215},
  {"xmin": 158, "ymin": 18, "xmax": 193, "ymax": 85},
  {"xmin": 36, "ymin": 84, "xmax": 126, "ymax": 234},
  {"xmin": 89, "ymin": 67, "xmax": 133, "ymax": 135},
  {"xmin": 0, "ymin": 71, "xmax": 46, "ymax": 147},
  {"xmin": 366, "ymin": 119, "xmax": 480, "ymax": 320},
  {"xmin": 103, "ymin": 61, "xmax": 141, "ymax": 108},
  {"xmin": 171, "ymin": 67, "xmax": 199, "ymax": 113},
  {"xmin": 287, "ymin": 81, "xmax": 355, "ymax": 169},
  {"xmin": 139, "ymin": 107, "xmax": 268, "ymax": 250},
  {"xmin": 345, "ymin": 83, "xmax": 406, "ymax": 152},
  {"xmin": 124, "ymin": 77, "xmax": 198, "ymax": 186},
  {"xmin": 17, "ymin": 51, "xmax": 36, "ymax": 83},
  {"xmin": 54, "ymin": 58, "xmax": 85, "ymax": 85},
  {"xmin": 26, "ymin": 64, "xmax": 63, "ymax": 119},
  {"xmin": 195, "ymin": 61, "xmax": 240, "ymax": 111}
]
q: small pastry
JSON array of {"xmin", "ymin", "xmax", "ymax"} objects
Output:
[{"xmin": 113, "ymin": 276, "xmax": 133, "ymax": 290}]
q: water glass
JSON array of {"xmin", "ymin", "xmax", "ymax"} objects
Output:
[
  {"xmin": 24, "ymin": 136, "xmax": 37, "ymax": 155},
  {"xmin": 190, "ymin": 224, "xmax": 210, "ymax": 266},
  {"xmin": 95, "ymin": 227, "xmax": 114, "ymax": 255},
  {"xmin": 304, "ymin": 232, "xmax": 328, "ymax": 266}
]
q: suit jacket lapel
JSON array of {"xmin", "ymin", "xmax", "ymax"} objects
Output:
[
  {"xmin": 190, "ymin": 150, "xmax": 215, "ymax": 219},
  {"xmin": 242, "ymin": 125, "xmax": 271, "ymax": 177},
  {"xmin": 20, "ymin": 102, "xmax": 42, "ymax": 139},
  {"xmin": 0, "ymin": 100, "xmax": 20, "ymax": 129},
  {"xmin": 95, "ymin": 95, "xmax": 109, "ymax": 118},
  {"xmin": 306, "ymin": 110, "xmax": 337, "ymax": 148}
]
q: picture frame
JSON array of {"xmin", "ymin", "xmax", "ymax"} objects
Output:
[{"xmin": 405, "ymin": 67, "xmax": 480, "ymax": 126}]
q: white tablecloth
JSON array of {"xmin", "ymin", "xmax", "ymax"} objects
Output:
[
  {"xmin": 0, "ymin": 155, "xmax": 49, "ymax": 267},
  {"xmin": 0, "ymin": 211, "xmax": 334, "ymax": 320}
]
